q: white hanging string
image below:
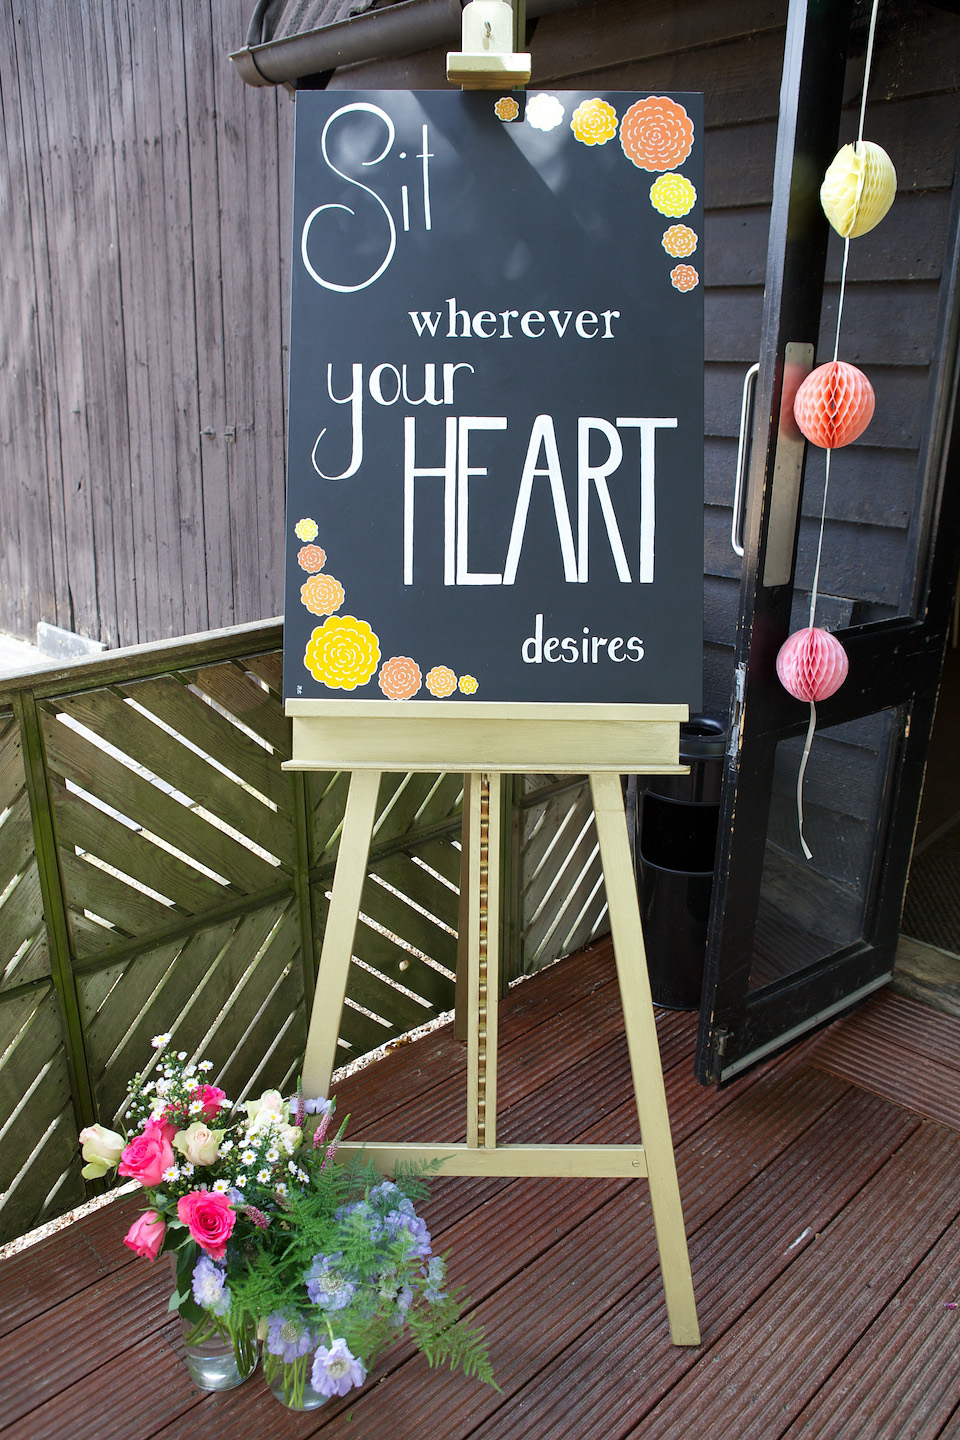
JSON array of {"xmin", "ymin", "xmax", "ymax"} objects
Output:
[{"xmin": 795, "ymin": 0, "xmax": 882, "ymax": 860}]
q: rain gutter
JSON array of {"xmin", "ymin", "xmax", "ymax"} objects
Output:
[{"xmin": 231, "ymin": 0, "xmax": 589, "ymax": 88}]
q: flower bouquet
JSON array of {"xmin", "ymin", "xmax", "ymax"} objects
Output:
[{"xmin": 79, "ymin": 1035, "xmax": 496, "ymax": 1405}]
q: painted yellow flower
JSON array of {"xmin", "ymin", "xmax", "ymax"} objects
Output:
[
  {"xmin": 301, "ymin": 572, "xmax": 345, "ymax": 616},
  {"xmin": 570, "ymin": 98, "xmax": 618, "ymax": 147},
  {"xmin": 494, "ymin": 96, "xmax": 520, "ymax": 122},
  {"xmin": 661, "ymin": 224, "xmax": 698, "ymax": 258},
  {"xmin": 295, "ymin": 518, "xmax": 319, "ymax": 542},
  {"xmin": 458, "ymin": 675, "xmax": 479, "ymax": 695},
  {"xmin": 426, "ymin": 665, "xmax": 458, "ymax": 698},
  {"xmin": 649, "ymin": 172, "xmax": 697, "ymax": 218},
  {"xmin": 304, "ymin": 616, "xmax": 380, "ymax": 691}
]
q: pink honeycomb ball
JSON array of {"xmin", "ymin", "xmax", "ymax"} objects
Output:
[
  {"xmin": 776, "ymin": 628, "xmax": 849, "ymax": 702},
  {"xmin": 793, "ymin": 361, "xmax": 875, "ymax": 449}
]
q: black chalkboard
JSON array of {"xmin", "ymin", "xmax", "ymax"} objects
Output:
[{"xmin": 283, "ymin": 90, "xmax": 703, "ymax": 707}]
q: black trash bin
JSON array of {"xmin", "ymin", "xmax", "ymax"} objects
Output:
[{"xmin": 636, "ymin": 715, "xmax": 725, "ymax": 1009}]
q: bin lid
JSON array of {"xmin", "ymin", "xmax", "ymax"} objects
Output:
[{"xmin": 679, "ymin": 714, "xmax": 726, "ymax": 762}]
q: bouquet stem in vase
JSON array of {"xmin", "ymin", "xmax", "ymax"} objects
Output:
[{"xmin": 180, "ymin": 1311, "xmax": 258, "ymax": 1391}]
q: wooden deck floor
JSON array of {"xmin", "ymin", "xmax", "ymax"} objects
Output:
[{"xmin": 2, "ymin": 937, "xmax": 960, "ymax": 1440}]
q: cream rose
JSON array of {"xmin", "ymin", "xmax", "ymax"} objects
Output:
[{"xmin": 173, "ymin": 1121, "xmax": 224, "ymax": 1167}]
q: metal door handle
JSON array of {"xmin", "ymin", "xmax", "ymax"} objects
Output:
[{"xmin": 731, "ymin": 362, "xmax": 759, "ymax": 558}]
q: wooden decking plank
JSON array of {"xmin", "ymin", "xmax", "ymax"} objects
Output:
[
  {"xmin": 782, "ymin": 1207, "xmax": 960, "ymax": 1439},
  {"xmin": 459, "ymin": 1082, "xmax": 923, "ymax": 1440},
  {"xmin": 630, "ymin": 1122, "xmax": 960, "ymax": 1439},
  {"xmin": 808, "ymin": 989, "xmax": 960, "ymax": 1131},
  {"xmin": 0, "ymin": 1329, "xmax": 205, "ymax": 1440}
]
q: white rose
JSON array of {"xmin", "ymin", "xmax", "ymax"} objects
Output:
[{"xmin": 173, "ymin": 1121, "xmax": 224, "ymax": 1167}]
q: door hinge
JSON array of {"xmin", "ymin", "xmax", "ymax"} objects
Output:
[{"xmin": 727, "ymin": 663, "xmax": 747, "ymax": 765}]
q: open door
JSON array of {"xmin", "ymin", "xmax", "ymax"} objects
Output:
[{"xmin": 695, "ymin": 0, "xmax": 960, "ymax": 1084}]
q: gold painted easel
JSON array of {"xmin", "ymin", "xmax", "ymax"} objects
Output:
[{"xmin": 284, "ymin": 702, "xmax": 700, "ymax": 1346}]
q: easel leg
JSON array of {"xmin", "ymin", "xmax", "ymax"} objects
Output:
[
  {"xmin": 301, "ymin": 770, "xmax": 381, "ymax": 1100},
  {"xmin": 590, "ymin": 772, "xmax": 700, "ymax": 1346},
  {"xmin": 464, "ymin": 773, "xmax": 500, "ymax": 1149}
]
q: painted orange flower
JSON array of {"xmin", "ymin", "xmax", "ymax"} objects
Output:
[
  {"xmin": 570, "ymin": 98, "xmax": 618, "ymax": 147},
  {"xmin": 458, "ymin": 675, "xmax": 479, "ymax": 695},
  {"xmin": 300, "ymin": 573, "xmax": 345, "ymax": 616},
  {"xmin": 649, "ymin": 173, "xmax": 697, "ymax": 218},
  {"xmin": 670, "ymin": 264, "xmax": 699, "ymax": 292},
  {"xmin": 304, "ymin": 616, "xmax": 380, "ymax": 691},
  {"xmin": 494, "ymin": 96, "xmax": 520, "ymax": 122},
  {"xmin": 294, "ymin": 518, "xmax": 319, "ymax": 542},
  {"xmin": 425, "ymin": 665, "xmax": 458, "ymax": 698},
  {"xmin": 620, "ymin": 96, "xmax": 694, "ymax": 172},
  {"xmin": 297, "ymin": 544, "xmax": 327, "ymax": 573},
  {"xmin": 378, "ymin": 655, "xmax": 422, "ymax": 700},
  {"xmin": 662, "ymin": 224, "xmax": 698, "ymax": 258}
]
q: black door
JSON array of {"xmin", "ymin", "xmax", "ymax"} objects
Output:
[{"xmin": 695, "ymin": 0, "xmax": 960, "ymax": 1083}]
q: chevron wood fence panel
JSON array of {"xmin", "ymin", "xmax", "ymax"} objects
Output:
[{"xmin": 0, "ymin": 621, "xmax": 613, "ymax": 1245}]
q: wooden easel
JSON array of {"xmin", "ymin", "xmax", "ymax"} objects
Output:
[{"xmin": 285, "ymin": 703, "xmax": 700, "ymax": 1346}]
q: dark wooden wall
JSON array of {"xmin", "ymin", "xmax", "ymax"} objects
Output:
[
  {"xmin": 2, "ymin": 0, "xmax": 958, "ymax": 732},
  {"xmin": 0, "ymin": 0, "xmax": 294, "ymax": 648}
]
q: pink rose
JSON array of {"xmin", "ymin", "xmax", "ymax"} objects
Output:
[
  {"xmin": 123, "ymin": 1210, "xmax": 166, "ymax": 1260},
  {"xmin": 194, "ymin": 1084, "xmax": 228, "ymax": 1122},
  {"xmin": 117, "ymin": 1119, "xmax": 174, "ymax": 1188},
  {"xmin": 177, "ymin": 1190, "xmax": 236, "ymax": 1260}
]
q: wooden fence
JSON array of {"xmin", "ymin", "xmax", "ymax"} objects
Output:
[{"xmin": 0, "ymin": 619, "xmax": 607, "ymax": 1244}]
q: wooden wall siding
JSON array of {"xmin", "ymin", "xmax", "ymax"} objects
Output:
[
  {"xmin": 0, "ymin": 0, "xmax": 295, "ymax": 649},
  {"xmin": 0, "ymin": 619, "xmax": 614, "ymax": 1244}
]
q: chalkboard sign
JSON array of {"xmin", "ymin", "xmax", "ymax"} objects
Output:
[{"xmin": 283, "ymin": 90, "xmax": 703, "ymax": 709}]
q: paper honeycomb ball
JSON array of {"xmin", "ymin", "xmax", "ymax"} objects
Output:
[
  {"xmin": 820, "ymin": 141, "xmax": 897, "ymax": 239},
  {"xmin": 776, "ymin": 628, "xmax": 849, "ymax": 702},
  {"xmin": 793, "ymin": 360, "xmax": 875, "ymax": 449}
]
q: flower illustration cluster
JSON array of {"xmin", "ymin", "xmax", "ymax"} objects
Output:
[
  {"xmin": 519, "ymin": 93, "xmax": 700, "ymax": 294},
  {"xmin": 293, "ymin": 519, "xmax": 478, "ymax": 699}
]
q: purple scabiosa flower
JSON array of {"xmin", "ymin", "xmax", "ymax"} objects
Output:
[
  {"xmin": 387, "ymin": 1208, "xmax": 432, "ymax": 1259},
  {"xmin": 304, "ymin": 1252, "xmax": 356, "ymax": 1310},
  {"xmin": 265, "ymin": 1312, "xmax": 315, "ymax": 1364},
  {"xmin": 422, "ymin": 1255, "xmax": 447, "ymax": 1303},
  {"xmin": 191, "ymin": 1254, "xmax": 230, "ymax": 1316},
  {"xmin": 310, "ymin": 1338, "xmax": 366, "ymax": 1397}
]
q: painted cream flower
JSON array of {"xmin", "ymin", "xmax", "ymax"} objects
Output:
[
  {"xmin": 305, "ymin": 616, "xmax": 380, "ymax": 691},
  {"xmin": 295, "ymin": 518, "xmax": 319, "ymax": 542},
  {"xmin": 526, "ymin": 93, "xmax": 564, "ymax": 132}
]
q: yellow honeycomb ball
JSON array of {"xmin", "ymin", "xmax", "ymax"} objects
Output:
[{"xmin": 820, "ymin": 141, "xmax": 896, "ymax": 239}]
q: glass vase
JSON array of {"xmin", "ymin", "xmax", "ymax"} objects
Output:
[
  {"xmin": 266, "ymin": 1355, "xmax": 328, "ymax": 1411},
  {"xmin": 180, "ymin": 1313, "xmax": 258, "ymax": 1391}
]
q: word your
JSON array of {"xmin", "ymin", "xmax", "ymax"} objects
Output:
[
  {"xmin": 403, "ymin": 413, "xmax": 677, "ymax": 586},
  {"xmin": 522, "ymin": 615, "xmax": 644, "ymax": 664},
  {"xmin": 300, "ymin": 103, "xmax": 432, "ymax": 294},
  {"xmin": 409, "ymin": 299, "xmax": 621, "ymax": 341}
]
